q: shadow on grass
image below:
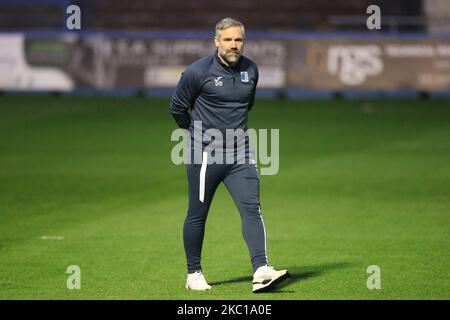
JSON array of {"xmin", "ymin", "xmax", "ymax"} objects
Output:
[{"xmin": 209, "ymin": 261, "xmax": 356, "ymax": 293}]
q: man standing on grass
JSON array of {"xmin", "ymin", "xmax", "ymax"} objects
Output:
[{"xmin": 169, "ymin": 17, "xmax": 288, "ymax": 293}]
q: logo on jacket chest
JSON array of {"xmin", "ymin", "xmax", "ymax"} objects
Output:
[
  {"xmin": 212, "ymin": 73, "xmax": 250, "ymax": 88},
  {"xmin": 214, "ymin": 77, "xmax": 223, "ymax": 87},
  {"xmin": 240, "ymin": 71, "xmax": 249, "ymax": 83}
]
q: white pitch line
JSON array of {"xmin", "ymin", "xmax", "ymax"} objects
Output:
[{"xmin": 40, "ymin": 236, "xmax": 64, "ymax": 240}]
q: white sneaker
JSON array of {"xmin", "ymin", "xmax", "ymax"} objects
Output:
[
  {"xmin": 185, "ymin": 271, "xmax": 212, "ymax": 291},
  {"xmin": 252, "ymin": 265, "xmax": 289, "ymax": 293}
]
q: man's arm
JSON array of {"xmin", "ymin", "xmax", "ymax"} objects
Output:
[
  {"xmin": 248, "ymin": 65, "xmax": 259, "ymax": 111},
  {"xmin": 169, "ymin": 66, "xmax": 201, "ymax": 129}
]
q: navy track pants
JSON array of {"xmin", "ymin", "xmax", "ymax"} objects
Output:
[{"xmin": 183, "ymin": 152, "xmax": 269, "ymax": 274}]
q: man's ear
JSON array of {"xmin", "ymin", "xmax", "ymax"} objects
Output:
[{"xmin": 214, "ymin": 36, "xmax": 219, "ymax": 47}]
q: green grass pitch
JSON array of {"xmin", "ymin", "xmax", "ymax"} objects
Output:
[{"xmin": 0, "ymin": 95, "xmax": 449, "ymax": 299}]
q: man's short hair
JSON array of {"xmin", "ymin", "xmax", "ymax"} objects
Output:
[{"xmin": 215, "ymin": 17, "xmax": 245, "ymax": 38}]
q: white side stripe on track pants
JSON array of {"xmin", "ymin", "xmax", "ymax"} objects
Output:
[{"xmin": 199, "ymin": 151, "xmax": 208, "ymax": 203}]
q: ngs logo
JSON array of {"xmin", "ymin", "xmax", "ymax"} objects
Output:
[{"xmin": 327, "ymin": 45, "xmax": 383, "ymax": 85}]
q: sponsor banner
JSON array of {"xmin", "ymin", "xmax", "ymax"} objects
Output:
[
  {"xmin": 0, "ymin": 34, "xmax": 74, "ymax": 90},
  {"xmin": 2, "ymin": 33, "xmax": 450, "ymax": 92},
  {"xmin": 104, "ymin": 38, "xmax": 287, "ymax": 88},
  {"xmin": 15, "ymin": 36, "xmax": 286, "ymax": 89},
  {"xmin": 287, "ymin": 39, "xmax": 450, "ymax": 91}
]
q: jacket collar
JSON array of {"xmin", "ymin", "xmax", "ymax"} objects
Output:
[{"xmin": 214, "ymin": 49, "xmax": 241, "ymax": 70}]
